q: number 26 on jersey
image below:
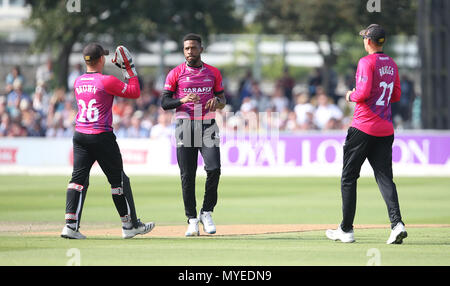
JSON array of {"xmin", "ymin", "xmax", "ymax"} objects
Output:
[{"xmin": 78, "ymin": 99, "xmax": 99, "ymax": 122}]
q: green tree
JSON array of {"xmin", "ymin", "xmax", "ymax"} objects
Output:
[
  {"xmin": 26, "ymin": 0, "xmax": 138, "ymax": 90},
  {"xmin": 26, "ymin": 0, "xmax": 242, "ymax": 90},
  {"xmin": 255, "ymin": 0, "xmax": 417, "ymax": 95}
]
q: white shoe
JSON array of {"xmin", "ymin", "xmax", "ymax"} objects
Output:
[
  {"xmin": 185, "ymin": 218, "xmax": 200, "ymax": 237},
  {"xmin": 199, "ymin": 211, "xmax": 216, "ymax": 234},
  {"xmin": 122, "ymin": 220, "xmax": 155, "ymax": 239},
  {"xmin": 61, "ymin": 225, "xmax": 86, "ymax": 239},
  {"xmin": 326, "ymin": 226, "xmax": 355, "ymax": 243},
  {"xmin": 386, "ymin": 222, "xmax": 407, "ymax": 244}
]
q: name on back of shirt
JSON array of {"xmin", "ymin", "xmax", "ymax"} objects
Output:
[
  {"xmin": 76, "ymin": 85, "xmax": 98, "ymax": 95},
  {"xmin": 379, "ymin": 66, "xmax": 394, "ymax": 77}
]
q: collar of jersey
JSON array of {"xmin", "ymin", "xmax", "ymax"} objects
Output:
[{"xmin": 185, "ymin": 62, "xmax": 205, "ymax": 74}]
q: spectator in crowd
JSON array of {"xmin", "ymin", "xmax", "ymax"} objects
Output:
[
  {"xmin": 46, "ymin": 112, "xmax": 69, "ymax": 137},
  {"xmin": 67, "ymin": 63, "xmax": 83, "ymax": 90},
  {"xmin": 5, "ymin": 66, "xmax": 25, "ymax": 94},
  {"xmin": 313, "ymin": 88, "xmax": 343, "ymax": 130},
  {"xmin": 238, "ymin": 69, "xmax": 253, "ymax": 106},
  {"xmin": 271, "ymin": 85, "xmax": 289, "ymax": 113},
  {"xmin": 135, "ymin": 80, "xmax": 158, "ymax": 111},
  {"xmin": 308, "ymin": 67, "xmax": 322, "ymax": 96},
  {"xmin": 60, "ymin": 100, "xmax": 77, "ymax": 132},
  {"xmin": 294, "ymin": 92, "xmax": 316, "ymax": 130},
  {"xmin": 32, "ymin": 85, "xmax": 50, "ymax": 116},
  {"xmin": 0, "ymin": 101, "xmax": 10, "ymax": 137},
  {"xmin": 283, "ymin": 111, "xmax": 301, "ymax": 132},
  {"xmin": 344, "ymin": 66, "xmax": 357, "ymax": 91},
  {"xmin": 7, "ymin": 79, "xmax": 31, "ymax": 119},
  {"xmin": 150, "ymin": 109, "xmax": 175, "ymax": 139},
  {"xmin": 8, "ymin": 120, "xmax": 28, "ymax": 137},
  {"xmin": 114, "ymin": 115, "xmax": 131, "ymax": 138},
  {"xmin": 276, "ymin": 67, "xmax": 296, "ymax": 105},
  {"xmin": 250, "ymin": 81, "xmax": 272, "ymax": 112},
  {"xmin": 126, "ymin": 110, "xmax": 150, "ymax": 138},
  {"xmin": 36, "ymin": 58, "xmax": 54, "ymax": 87},
  {"xmin": 4, "ymin": 60, "xmax": 418, "ymax": 139},
  {"xmin": 327, "ymin": 68, "xmax": 339, "ymax": 104}
]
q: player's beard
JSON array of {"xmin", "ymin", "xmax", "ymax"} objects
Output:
[{"xmin": 186, "ymin": 55, "xmax": 201, "ymax": 67}]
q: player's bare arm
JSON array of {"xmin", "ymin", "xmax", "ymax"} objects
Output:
[
  {"xmin": 181, "ymin": 93, "xmax": 200, "ymax": 104},
  {"xmin": 345, "ymin": 88, "xmax": 355, "ymax": 102},
  {"xmin": 205, "ymin": 91, "xmax": 226, "ymax": 111}
]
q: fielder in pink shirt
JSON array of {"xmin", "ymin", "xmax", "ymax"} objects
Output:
[
  {"xmin": 161, "ymin": 33, "xmax": 226, "ymax": 236},
  {"xmin": 61, "ymin": 43, "xmax": 154, "ymax": 240},
  {"xmin": 326, "ymin": 24, "xmax": 407, "ymax": 245}
]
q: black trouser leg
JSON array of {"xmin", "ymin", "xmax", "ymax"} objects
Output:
[
  {"xmin": 65, "ymin": 133, "xmax": 95, "ymax": 230},
  {"xmin": 200, "ymin": 120, "xmax": 221, "ymax": 213},
  {"xmin": 367, "ymin": 135, "xmax": 403, "ymax": 229},
  {"xmin": 94, "ymin": 132, "xmax": 139, "ymax": 227},
  {"xmin": 340, "ymin": 127, "xmax": 371, "ymax": 232},
  {"xmin": 177, "ymin": 146, "xmax": 199, "ymax": 219},
  {"xmin": 200, "ymin": 147, "xmax": 221, "ymax": 213},
  {"xmin": 176, "ymin": 119, "xmax": 221, "ymax": 219}
]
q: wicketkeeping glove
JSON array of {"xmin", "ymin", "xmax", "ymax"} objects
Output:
[{"xmin": 112, "ymin": 45, "xmax": 138, "ymax": 79}]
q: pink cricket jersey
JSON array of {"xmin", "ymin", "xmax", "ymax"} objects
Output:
[
  {"xmin": 349, "ymin": 52, "xmax": 401, "ymax": 137},
  {"xmin": 164, "ymin": 62, "xmax": 224, "ymax": 120},
  {"xmin": 73, "ymin": 73, "xmax": 140, "ymax": 134}
]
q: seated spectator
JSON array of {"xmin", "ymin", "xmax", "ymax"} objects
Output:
[
  {"xmin": 32, "ymin": 85, "xmax": 50, "ymax": 116},
  {"xmin": 7, "ymin": 121, "xmax": 28, "ymax": 137},
  {"xmin": 5, "ymin": 66, "xmax": 25, "ymax": 94},
  {"xmin": 271, "ymin": 86, "xmax": 289, "ymax": 113},
  {"xmin": 308, "ymin": 67, "xmax": 322, "ymax": 97},
  {"xmin": 7, "ymin": 79, "xmax": 31, "ymax": 118},
  {"xmin": 46, "ymin": 113, "xmax": 72, "ymax": 137},
  {"xmin": 151, "ymin": 109, "xmax": 175, "ymax": 139},
  {"xmin": 313, "ymin": 90, "xmax": 343, "ymax": 130},
  {"xmin": 294, "ymin": 92, "xmax": 315, "ymax": 128},
  {"xmin": 60, "ymin": 100, "xmax": 77, "ymax": 131},
  {"xmin": 0, "ymin": 111, "xmax": 11, "ymax": 137},
  {"xmin": 126, "ymin": 110, "xmax": 150, "ymax": 138},
  {"xmin": 240, "ymin": 96, "xmax": 258, "ymax": 113},
  {"xmin": 67, "ymin": 63, "xmax": 83, "ymax": 90},
  {"xmin": 0, "ymin": 96, "xmax": 7, "ymax": 116},
  {"xmin": 283, "ymin": 111, "xmax": 301, "ymax": 132},
  {"xmin": 276, "ymin": 67, "xmax": 295, "ymax": 105},
  {"xmin": 36, "ymin": 58, "xmax": 54, "ymax": 88}
]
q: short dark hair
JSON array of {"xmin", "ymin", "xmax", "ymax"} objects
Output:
[{"xmin": 183, "ymin": 33, "xmax": 202, "ymax": 45}]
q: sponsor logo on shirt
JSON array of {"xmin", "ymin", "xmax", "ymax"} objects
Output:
[
  {"xmin": 358, "ymin": 75, "xmax": 368, "ymax": 82},
  {"xmin": 183, "ymin": 87, "xmax": 213, "ymax": 93}
]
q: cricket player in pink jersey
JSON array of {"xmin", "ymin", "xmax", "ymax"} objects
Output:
[
  {"xmin": 326, "ymin": 24, "xmax": 407, "ymax": 244},
  {"xmin": 61, "ymin": 43, "xmax": 154, "ymax": 239},
  {"xmin": 161, "ymin": 33, "xmax": 226, "ymax": 236}
]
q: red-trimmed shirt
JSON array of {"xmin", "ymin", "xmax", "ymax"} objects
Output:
[
  {"xmin": 349, "ymin": 53, "xmax": 401, "ymax": 136},
  {"xmin": 74, "ymin": 73, "xmax": 140, "ymax": 134},
  {"xmin": 164, "ymin": 62, "xmax": 224, "ymax": 120}
]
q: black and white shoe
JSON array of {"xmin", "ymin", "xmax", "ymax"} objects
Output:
[
  {"xmin": 386, "ymin": 222, "xmax": 407, "ymax": 244},
  {"xmin": 61, "ymin": 225, "xmax": 86, "ymax": 239},
  {"xmin": 122, "ymin": 219, "xmax": 155, "ymax": 239}
]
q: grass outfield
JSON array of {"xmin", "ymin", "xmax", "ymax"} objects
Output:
[{"xmin": 0, "ymin": 175, "xmax": 449, "ymax": 266}]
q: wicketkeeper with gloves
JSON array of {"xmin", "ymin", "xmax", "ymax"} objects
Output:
[{"xmin": 61, "ymin": 43, "xmax": 155, "ymax": 239}]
